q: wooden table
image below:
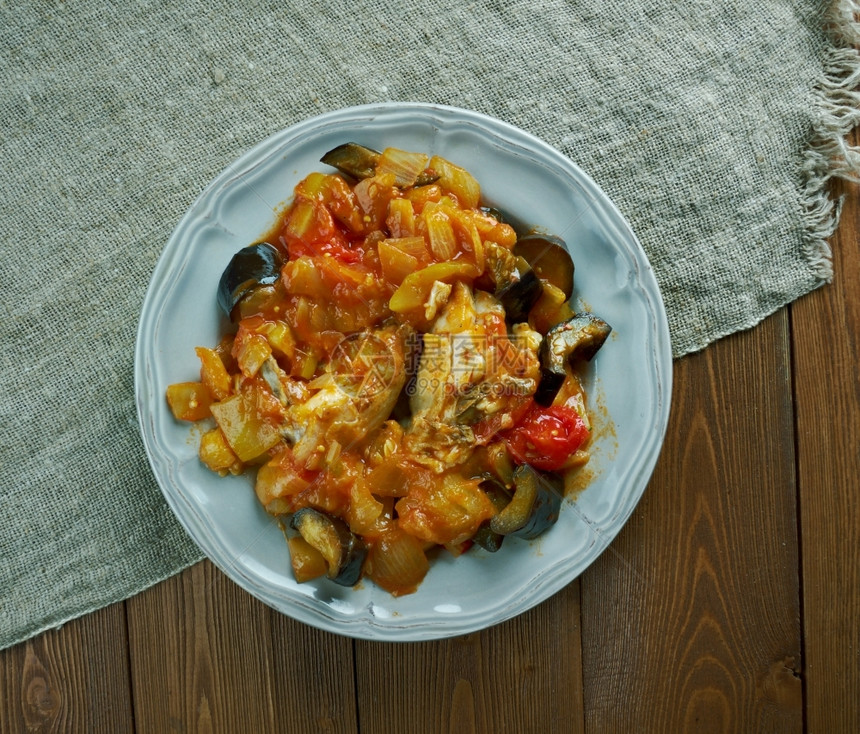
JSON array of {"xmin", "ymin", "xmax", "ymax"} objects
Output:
[{"xmin": 2, "ymin": 168, "xmax": 858, "ymax": 734}]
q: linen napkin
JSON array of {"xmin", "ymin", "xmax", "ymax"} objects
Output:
[{"xmin": 1, "ymin": 0, "xmax": 857, "ymax": 650}]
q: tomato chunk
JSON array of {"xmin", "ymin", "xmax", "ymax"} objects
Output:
[{"xmin": 503, "ymin": 404, "xmax": 589, "ymax": 472}]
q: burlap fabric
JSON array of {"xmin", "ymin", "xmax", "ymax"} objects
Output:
[{"xmin": 1, "ymin": 0, "xmax": 858, "ymax": 650}]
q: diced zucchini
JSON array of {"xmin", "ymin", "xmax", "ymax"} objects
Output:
[
  {"xmin": 428, "ymin": 155, "xmax": 481, "ymax": 209},
  {"xmin": 379, "ymin": 239, "xmax": 420, "ymax": 286},
  {"xmin": 198, "ymin": 427, "xmax": 241, "ymax": 474},
  {"xmin": 166, "ymin": 382, "xmax": 211, "ymax": 421},
  {"xmin": 288, "ymin": 536, "xmax": 329, "ymax": 583},
  {"xmin": 196, "ymin": 347, "xmax": 232, "ymax": 401},
  {"xmin": 259, "ymin": 321, "xmax": 296, "ymax": 362},
  {"xmin": 396, "ymin": 474, "xmax": 496, "ymax": 546},
  {"xmin": 389, "ymin": 262, "xmax": 477, "ymax": 315},
  {"xmin": 210, "ymin": 391, "xmax": 281, "ymax": 463},
  {"xmin": 283, "ymin": 197, "xmax": 328, "ymax": 243}
]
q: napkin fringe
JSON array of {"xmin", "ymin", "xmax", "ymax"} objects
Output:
[{"xmin": 802, "ymin": 0, "xmax": 860, "ymax": 281}]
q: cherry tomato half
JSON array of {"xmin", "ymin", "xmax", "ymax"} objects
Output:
[{"xmin": 503, "ymin": 404, "xmax": 589, "ymax": 472}]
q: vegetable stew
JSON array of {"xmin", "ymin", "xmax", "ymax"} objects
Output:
[{"xmin": 165, "ymin": 144, "xmax": 611, "ymax": 596}]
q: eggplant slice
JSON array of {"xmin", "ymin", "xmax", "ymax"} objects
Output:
[
  {"xmin": 513, "ymin": 234, "xmax": 575, "ymax": 300},
  {"xmin": 479, "ymin": 205, "xmax": 508, "ymax": 223},
  {"xmin": 321, "ymin": 142, "xmax": 380, "ymax": 181},
  {"xmin": 472, "ymin": 479, "xmax": 513, "ymax": 552},
  {"xmin": 485, "ymin": 241, "xmax": 543, "ymax": 323},
  {"xmin": 500, "ymin": 268, "xmax": 542, "ymax": 324},
  {"xmin": 535, "ymin": 313, "xmax": 612, "ymax": 404},
  {"xmin": 489, "ymin": 464, "xmax": 563, "ymax": 540},
  {"xmin": 217, "ymin": 242, "xmax": 284, "ymax": 321},
  {"xmin": 289, "ymin": 508, "xmax": 367, "ymax": 586},
  {"xmin": 320, "ymin": 142, "xmax": 439, "ymax": 186}
]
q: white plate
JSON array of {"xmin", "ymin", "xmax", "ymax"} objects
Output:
[{"xmin": 135, "ymin": 103, "xmax": 672, "ymax": 641}]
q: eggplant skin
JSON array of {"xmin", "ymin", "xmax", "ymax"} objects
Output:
[
  {"xmin": 510, "ymin": 467, "xmax": 563, "ymax": 540},
  {"xmin": 472, "ymin": 524, "xmax": 504, "ymax": 553},
  {"xmin": 500, "ymin": 267, "xmax": 542, "ymax": 324},
  {"xmin": 513, "ymin": 234, "xmax": 575, "ymax": 300},
  {"xmin": 533, "ymin": 370, "xmax": 566, "ymax": 407},
  {"xmin": 217, "ymin": 242, "xmax": 284, "ymax": 320},
  {"xmin": 486, "ymin": 242, "xmax": 543, "ymax": 323},
  {"xmin": 479, "ymin": 205, "xmax": 508, "ymax": 223},
  {"xmin": 320, "ymin": 142, "xmax": 379, "ymax": 181},
  {"xmin": 535, "ymin": 313, "xmax": 612, "ymax": 405},
  {"xmin": 542, "ymin": 313, "xmax": 612, "ymax": 365},
  {"xmin": 489, "ymin": 464, "xmax": 562, "ymax": 540},
  {"xmin": 289, "ymin": 508, "xmax": 367, "ymax": 586},
  {"xmin": 472, "ymin": 479, "xmax": 512, "ymax": 552}
]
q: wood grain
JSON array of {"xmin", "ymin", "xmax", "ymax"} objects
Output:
[
  {"xmin": 792, "ymin": 156, "xmax": 860, "ymax": 731},
  {"xmin": 267, "ymin": 604, "xmax": 358, "ymax": 733},
  {"xmin": 579, "ymin": 311, "xmax": 803, "ymax": 732},
  {"xmin": 125, "ymin": 561, "xmax": 357, "ymax": 734},
  {"xmin": 0, "ymin": 603, "xmax": 133, "ymax": 733},
  {"xmin": 354, "ymin": 580, "xmax": 584, "ymax": 734}
]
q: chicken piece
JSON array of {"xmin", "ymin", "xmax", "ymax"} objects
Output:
[
  {"xmin": 260, "ymin": 356, "xmax": 310, "ymax": 407},
  {"xmin": 424, "ymin": 280, "xmax": 452, "ymax": 321},
  {"xmin": 409, "ymin": 282, "xmax": 488, "ymax": 419},
  {"xmin": 404, "ymin": 282, "xmax": 541, "ymax": 471},
  {"xmin": 284, "ymin": 325, "xmax": 409, "ymax": 468}
]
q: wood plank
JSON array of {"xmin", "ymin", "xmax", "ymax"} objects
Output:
[
  {"xmin": 792, "ymin": 160, "xmax": 860, "ymax": 730},
  {"xmin": 580, "ymin": 311, "xmax": 803, "ymax": 732},
  {"xmin": 0, "ymin": 603, "xmax": 133, "ymax": 733},
  {"xmin": 354, "ymin": 580, "xmax": 584, "ymax": 734},
  {"xmin": 125, "ymin": 559, "xmax": 358, "ymax": 734},
  {"xmin": 267, "ymin": 605, "xmax": 359, "ymax": 733}
]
